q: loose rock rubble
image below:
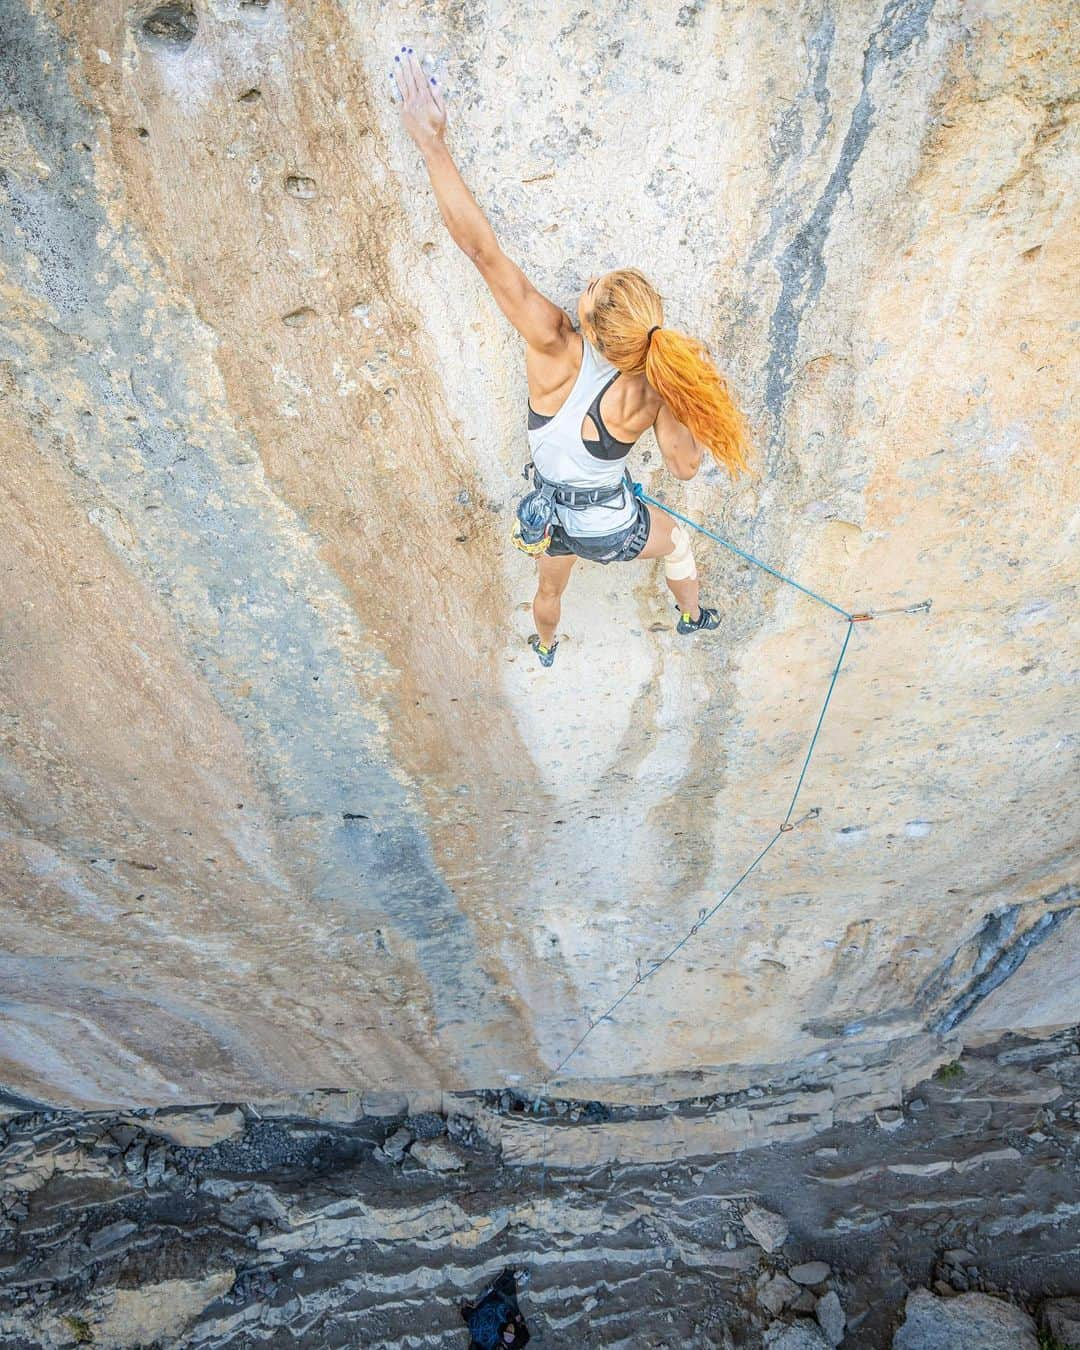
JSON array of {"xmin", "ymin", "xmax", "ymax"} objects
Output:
[
  {"xmin": 815, "ymin": 1290, "xmax": 845, "ymax": 1347},
  {"xmin": 790, "ymin": 1262, "xmax": 832, "ymax": 1286},
  {"xmin": 893, "ymin": 1288, "xmax": 1039, "ymax": 1349},
  {"xmin": 743, "ymin": 1206, "xmax": 790, "ymax": 1255},
  {"xmin": 1042, "ymin": 1297, "xmax": 1080, "ymax": 1347},
  {"xmin": 0, "ymin": 1031, "xmax": 1077, "ymax": 1346}
]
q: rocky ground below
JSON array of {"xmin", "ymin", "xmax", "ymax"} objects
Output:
[{"xmin": 0, "ymin": 1029, "xmax": 1078, "ymax": 1347}]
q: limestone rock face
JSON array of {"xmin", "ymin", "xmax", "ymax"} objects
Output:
[
  {"xmin": 131, "ymin": 1106, "xmax": 246, "ymax": 1147},
  {"xmin": 0, "ymin": 0, "xmax": 1076, "ymax": 1106},
  {"xmin": 4, "ymin": 1272, "xmax": 236, "ymax": 1350}
]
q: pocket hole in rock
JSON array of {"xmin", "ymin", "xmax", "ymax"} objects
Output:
[
  {"xmin": 138, "ymin": 2, "xmax": 198, "ymax": 50},
  {"xmin": 238, "ymin": 88, "xmax": 262, "ymax": 103},
  {"xmin": 284, "ymin": 174, "xmax": 317, "ymax": 199},
  {"xmin": 136, "ymin": 126, "xmax": 150, "ymax": 139},
  {"xmin": 282, "ymin": 307, "xmax": 316, "ymax": 327}
]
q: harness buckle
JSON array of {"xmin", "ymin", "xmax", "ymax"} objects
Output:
[{"xmin": 529, "ymin": 465, "xmax": 630, "ymax": 513}]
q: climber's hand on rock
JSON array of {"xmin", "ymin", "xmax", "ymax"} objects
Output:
[{"xmin": 391, "ymin": 47, "xmax": 446, "ymax": 149}]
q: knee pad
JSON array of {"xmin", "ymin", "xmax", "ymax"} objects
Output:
[{"xmin": 664, "ymin": 525, "xmax": 697, "ymax": 581}]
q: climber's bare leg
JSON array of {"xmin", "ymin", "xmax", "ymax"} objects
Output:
[
  {"xmin": 665, "ymin": 573, "xmax": 701, "ymax": 618},
  {"xmin": 638, "ymin": 506, "xmax": 701, "ymax": 620},
  {"xmin": 533, "ymin": 553, "xmax": 576, "ymax": 648}
]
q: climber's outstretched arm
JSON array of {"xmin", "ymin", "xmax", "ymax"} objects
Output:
[
  {"xmin": 393, "ymin": 50, "xmax": 569, "ymax": 354},
  {"xmin": 467, "ymin": 240, "xmax": 573, "ymax": 353}
]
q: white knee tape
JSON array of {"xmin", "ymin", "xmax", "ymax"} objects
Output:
[{"xmin": 664, "ymin": 525, "xmax": 697, "ymax": 581}]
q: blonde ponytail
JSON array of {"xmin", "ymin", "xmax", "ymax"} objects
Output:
[{"xmin": 587, "ymin": 268, "xmax": 749, "ymax": 477}]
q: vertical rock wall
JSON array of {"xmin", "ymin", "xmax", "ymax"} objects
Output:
[{"xmin": 0, "ymin": 0, "xmax": 1076, "ymax": 1106}]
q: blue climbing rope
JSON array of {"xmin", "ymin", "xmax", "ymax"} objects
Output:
[
  {"xmin": 532, "ymin": 487, "xmax": 931, "ymax": 1096},
  {"xmin": 634, "ymin": 483, "xmax": 853, "ymax": 620},
  {"xmin": 546, "ymin": 626, "xmax": 852, "ymax": 1087},
  {"xmin": 782, "ymin": 619, "xmax": 853, "ymax": 826},
  {"xmin": 549, "ymin": 826, "xmax": 788, "ymax": 1082}
]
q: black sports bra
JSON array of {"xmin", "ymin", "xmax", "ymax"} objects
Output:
[{"xmin": 527, "ymin": 371, "xmax": 635, "ymax": 461}]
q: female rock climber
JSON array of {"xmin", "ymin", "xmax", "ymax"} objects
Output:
[{"xmin": 390, "ymin": 48, "xmax": 749, "ymax": 668}]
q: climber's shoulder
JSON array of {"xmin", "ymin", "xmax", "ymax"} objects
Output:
[{"xmin": 468, "ymin": 242, "xmax": 573, "ymax": 355}]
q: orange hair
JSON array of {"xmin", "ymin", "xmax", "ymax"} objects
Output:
[{"xmin": 586, "ymin": 267, "xmax": 750, "ymax": 478}]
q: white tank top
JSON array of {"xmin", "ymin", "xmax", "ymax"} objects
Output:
[{"xmin": 527, "ymin": 337, "xmax": 638, "ymax": 538}]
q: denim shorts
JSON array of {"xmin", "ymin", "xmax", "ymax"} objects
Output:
[{"xmin": 547, "ymin": 497, "xmax": 651, "ymax": 564}]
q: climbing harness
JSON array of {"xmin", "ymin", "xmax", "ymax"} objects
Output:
[
  {"xmin": 511, "ymin": 460, "xmax": 633, "ymax": 556},
  {"xmin": 526, "ymin": 483, "xmax": 933, "ymax": 1198}
]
